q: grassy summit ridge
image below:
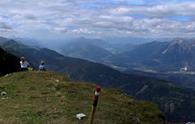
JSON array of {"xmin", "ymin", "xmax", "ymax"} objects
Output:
[{"xmin": 0, "ymin": 71, "xmax": 164, "ymax": 124}]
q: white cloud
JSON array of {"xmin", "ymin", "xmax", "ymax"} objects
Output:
[{"xmin": 0, "ymin": 0, "xmax": 195, "ymax": 38}]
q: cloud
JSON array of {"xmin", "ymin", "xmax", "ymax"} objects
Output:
[
  {"xmin": 108, "ymin": 2, "xmax": 195, "ymax": 17},
  {"xmin": 0, "ymin": 0, "xmax": 195, "ymax": 38},
  {"xmin": 0, "ymin": 22, "xmax": 12, "ymax": 31}
]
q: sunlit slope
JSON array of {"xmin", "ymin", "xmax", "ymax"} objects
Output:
[{"xmin": 0, "ymin": 71, "xmax": 164, "ymax": 124}]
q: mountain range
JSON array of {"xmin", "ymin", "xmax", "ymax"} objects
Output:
[
  {"xmin": 60, "ymin": 37, "xmax": 112, "ymax": 62},
  {"xmin": 50, "ymin": 37, "xmax": 195, "ymax": 74},
  {"xmin": 1, "ymin": 37, "xmax": 195, "ymax": 122},
  {"xmin": 109, "ymin": 38, "xmax": 195, "ymax": 72},
  {"xmin": 59, "ymin": 37, "xmax": 137, "ymax": 60},
  {"xmin": 57, "ymin": 37, "xmax": 195, "ymax": 91}
]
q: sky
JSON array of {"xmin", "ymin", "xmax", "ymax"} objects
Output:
[{"xmin": 0, "ymin": 0, "xmax": 195, "ymax": 40}]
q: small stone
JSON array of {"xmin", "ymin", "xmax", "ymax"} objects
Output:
[
  {"xmin": 1, "ymin": 91, "xmax": 7, "ymax": 96},
  {"xmin": 55, "ymin": 80, "xmax": 59, "ymax": 83},
  {"xmin": 76, "ymin": 113, "xmax": 86, "ymax": 120}
]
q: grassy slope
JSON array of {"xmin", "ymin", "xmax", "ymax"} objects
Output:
[{"xmin": 0, "ymin": 71, "xmax": 164, "ymax": 124}]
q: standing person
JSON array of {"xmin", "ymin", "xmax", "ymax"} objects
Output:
[
  {"xmin": 39, "ymin": 60, "xmax": 46, "ymax": 71},
  {"xmin": 20, "ymin": 57, "xmax": 30, "ymax": 71}
]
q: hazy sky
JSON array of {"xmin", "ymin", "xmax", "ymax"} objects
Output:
[{"xmin": 0, "ymin": 0, "xmax": 195, "ymax": 40}]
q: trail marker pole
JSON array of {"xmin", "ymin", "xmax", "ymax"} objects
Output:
[{"xmin": 89, "ymin": 85, "xmax": 101, "ymax": 124}]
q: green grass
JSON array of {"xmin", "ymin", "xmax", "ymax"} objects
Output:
[{"xmin": 0, "ymin": 71, "xmax": 164, "ymax": 124}]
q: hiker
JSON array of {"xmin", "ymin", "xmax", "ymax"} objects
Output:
[
  {"xmin": 20, "ymin": 57, "xmax": 30, "ymax": 71},
  {"xmin": 39, "ymin": 60, "xmax": 46, "ymax": 71}
]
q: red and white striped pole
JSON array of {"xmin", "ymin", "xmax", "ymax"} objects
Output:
[{"xmin": 89, "ymin": 85, "xmax": 101, "ymax": 124}]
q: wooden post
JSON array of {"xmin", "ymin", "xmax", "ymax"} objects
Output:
[{"xmin": 89, "ymin": 85, "xmax": 101, "ymax": 124}]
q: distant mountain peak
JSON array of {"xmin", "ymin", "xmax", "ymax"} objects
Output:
[
  {"xmin": 162, "ymin": 38, "xmax": 195, "ymax": 55},
  {"xmin": 171, "ymin": 38, "xmax": 195, "ymax": 46},
  {"xmin": 171, "ymin": 38, "xmax": 185, "ymax": 45}
]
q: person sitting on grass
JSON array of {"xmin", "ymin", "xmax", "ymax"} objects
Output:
[
  {"xmin": 20, "ymin": 57, "xmax": 30, "ymax": 71},
  {"xmin": 39, "ymin": 60, "xmax": 46, "ymax": 71}
]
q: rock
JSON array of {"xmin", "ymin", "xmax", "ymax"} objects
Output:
[
  {"xmin": 76, "ymin": 113, "xmax": 86, "ymax": 120},
  {"xmin": 55, "ymin": 80, "xmax": 59, "ymax": 83},
  {"xmin": 1, "ymin": 91, "xmax": 7, "ymax": 96}
]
